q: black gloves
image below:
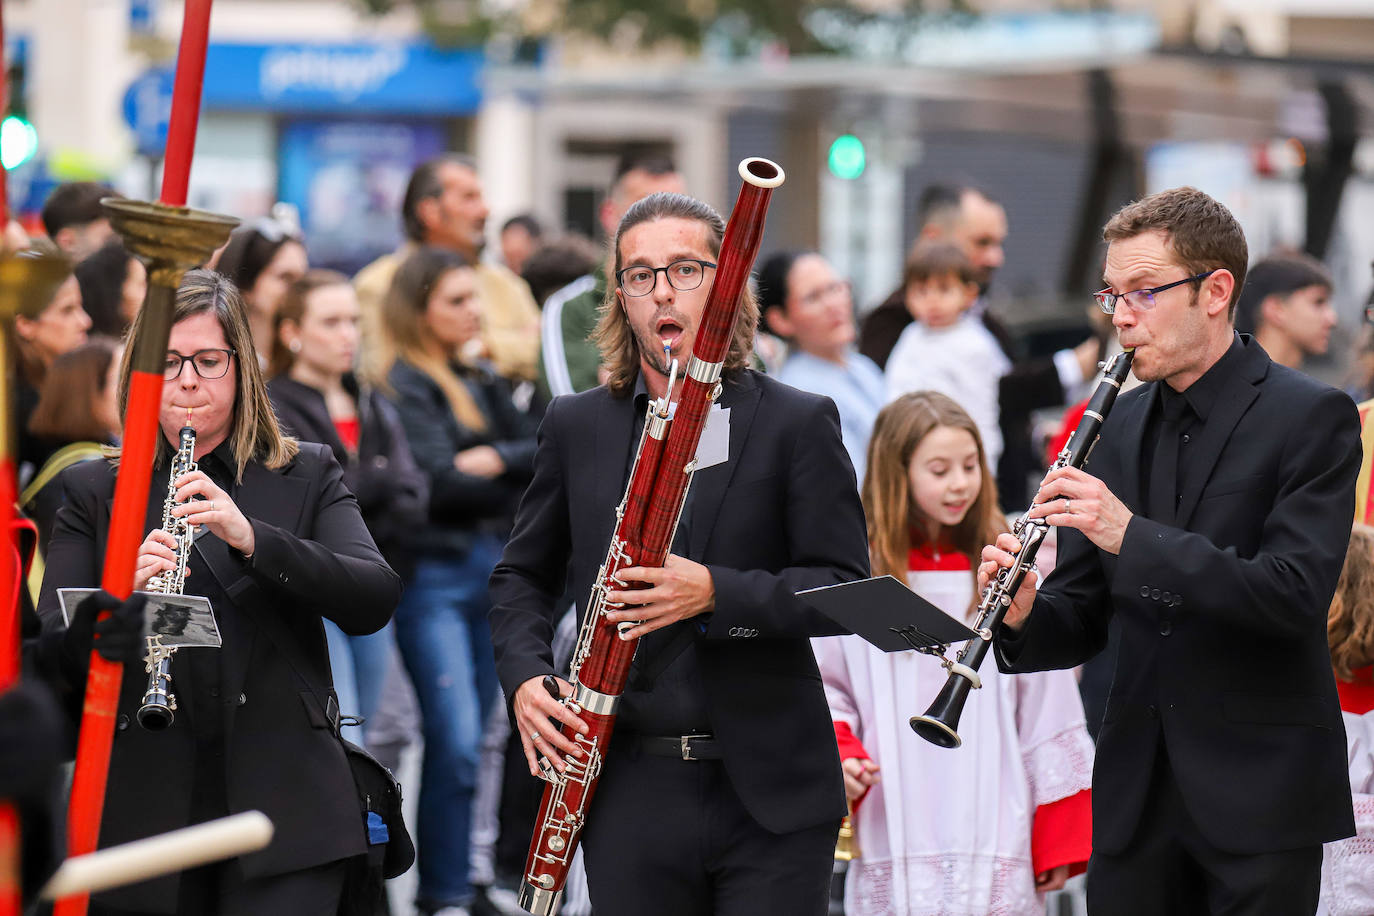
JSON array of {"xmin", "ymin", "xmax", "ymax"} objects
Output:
[{"xmin": 60, "ymin": 590, "xmax": 146, "ymax": 680}]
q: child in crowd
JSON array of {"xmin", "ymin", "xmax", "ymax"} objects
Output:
[
  {"xmin": 814, "ymin": 391, "xmax": 1092, "ymax": 916},
  {"xmin": 1319, "ymin": 524, "xmax": 1374, "ymax": 915},
  {"xmin": 884, "ymin": 243, "xmax": 1009, "ymax": 473}
]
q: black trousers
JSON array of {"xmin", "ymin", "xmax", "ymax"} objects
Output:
[
  {"xmin": 579, "ymin": 746, "xmax": 839, "ymax": 916},
  {"xmin": 1086, "ymin": 751, "xmax": 1321, "ymax": 916},
  {"xmin": 89, "ymin": 857, "xmax": 348, "ymax": 916}
]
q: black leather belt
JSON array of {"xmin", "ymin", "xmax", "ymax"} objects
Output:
[{"xmin": 635, "ymin": 733, "xmax": 722, "ymax": 761}]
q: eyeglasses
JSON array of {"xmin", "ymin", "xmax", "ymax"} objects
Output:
[
  {"xmin": 1094, "ymin": 270, "xmax": 1217, "ymax": 315},
  {"xmin": 794, "ymin": 280, "xmax": 851, "ymax": 310},
  {"xmin": 164, "ymin": 349, "xmax": 236, "ymax": 381},
  {"xmin": 616, "ymin": 259, "xmax": 717, "ymax": 298}
]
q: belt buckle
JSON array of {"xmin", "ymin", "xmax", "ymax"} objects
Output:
[{"xmin": 680, "ymin": 733, "xmax": 710, "ymax": 761}]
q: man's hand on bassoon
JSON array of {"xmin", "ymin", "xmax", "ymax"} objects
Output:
[
  {"xmin": 515, "ymin": 675, "xmax": 587, "ymax": 778},
  {"xmin": 603, "ymin": 554, "xmax": 716, "ymax": 640}
]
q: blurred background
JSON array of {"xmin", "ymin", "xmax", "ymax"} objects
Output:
[{"xmin": 5, "ymin": 0, "xmax": 1374, "ymax": 373}]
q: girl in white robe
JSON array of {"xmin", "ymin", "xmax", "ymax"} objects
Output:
[{"xmin": 815, "ymin": 391, "xmax": 1094, "ymax": 916}]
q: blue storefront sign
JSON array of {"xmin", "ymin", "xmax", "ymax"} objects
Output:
[{"xmin": 202, "ymin": 40, "xmax": 484, "ymax": 115}]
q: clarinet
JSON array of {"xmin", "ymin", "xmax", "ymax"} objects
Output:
[
  {"xmin": 910, "ymin": 348, "xmax": 1134, "ymax": 748},
  {"xmin": 517, "ymin": 158, "xmax": 785, "ymax": 916},
  {"xmin": 137, "ymin": 414, "xmax": 198, "ymax": 731}
]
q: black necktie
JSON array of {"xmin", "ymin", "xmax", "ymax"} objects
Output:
[{"xmin": 1147, "ymin": 391, "xmax": 1189, "ymax": 525}]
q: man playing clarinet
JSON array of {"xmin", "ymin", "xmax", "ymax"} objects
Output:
[
  {"xmin": 489, "ymin": 189, "xmax": 869, "ymax": 916},
  {"xmin": 981, "ymin": 187, "xmax": 1360, "ymax": 915}
]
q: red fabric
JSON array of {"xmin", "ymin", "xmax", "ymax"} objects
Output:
[
  {"xmin": 1030, "ymin": 789, "xmax": 1092, "ymax": 877},
  {"xmin": 1337, "ymin": 666, "xmax": 1374, "ymax": 715},
  {"xmin": 1046, "ymin": 399, "xmax": 1089, "ymax": 468},
  {"xmin": 908, "ymin": 542, "xmax": 972, "ymax": 572},
  {"xmin": 333, "ymin": 416, "xmax": 360, "ymax": 452},
  {"xmin": 833, "ymin": 720, "xmax": 873, "ymax": 812}
]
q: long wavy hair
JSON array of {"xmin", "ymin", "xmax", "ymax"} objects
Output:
[
  {"xmin": 115, "ymin": 268, "xmax": 298, "ymax": 481},
  {"xmin": 1330, "ymin": 524, "xmax": 1374, "ymax": 682},
  {"xmin": 593, "ymin": 191, "xmax": 757, "ymax": 397},
  {"xmin": 376, "ymin": 246, "xmax": 488, "ymax": 432},
  {"xmin": 862, "ymin": 392, "xmax": 1006, "ymax": 597}
]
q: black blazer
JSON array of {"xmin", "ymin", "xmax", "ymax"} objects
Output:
[
  {"xmin": 489, "ymin": 370, "xmax": 871, "ymax": 835},
  {"xmin": 37, "ymin": 443, "xmax": 401, "ymax": 910},
  {"xmin": 268, "ymin": 374, "xmax": 427, "ymax": 577},
  {"xmin": 386, "ymin": 359, "xmax": 537, "ymax": 557},
  {"xmin": 995, "ymin": 336, "xmax": 1359, "ymax": 855}
]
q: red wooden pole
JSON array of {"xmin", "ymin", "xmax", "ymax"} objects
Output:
[
  {"xmin": 58, "ymin": 4, "xmax": 218, "ymax": 914},
  {"xmin": 158, "ymin": 0, "xmax": 212, "ymax": 208}
]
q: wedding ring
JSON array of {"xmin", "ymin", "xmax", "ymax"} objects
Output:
[
  {"xmin": 1063, "ymin": 498, "xmax": 1071, "ymax": 514},
  {"xmin": 208, "ymin": 500, "xmax": 214, "ymax": 511}
]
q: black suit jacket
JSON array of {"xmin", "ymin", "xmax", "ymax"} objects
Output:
[
  {"xmin": 488, "ymin": 370, "xmax": 870, "ymax": 834},
  {"xmin": 37, "ymin": 443, "xmax": 401, "ymax": 910},
  {"xmin": 995, "ymin": 336, "xmax": 1359, "ymax": 855}
]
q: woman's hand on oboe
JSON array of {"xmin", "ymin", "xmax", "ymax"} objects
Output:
[
  {"xmin": 135, "ymin": 530, "xmax": 181, "ymax": 592},
  {"xmin": 170, "ymin": 470, "xmax": 256, "ymax": 557},
  {"xmin": 977, "ymin": 533, "xmax": 1040, "ymax": 632}
]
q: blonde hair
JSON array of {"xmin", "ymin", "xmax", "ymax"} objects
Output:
[
  {"xmin": 115, "ymin": 268, "xmax": 298, "ymax": 481},
  {"xmin": 593, "ymin": 192, "xmax": 757, "ymax": 397},
  {"xmin": 1329, "ymin": 524, "xmax": 1374, "ymax": 682},
  {"xmin": 376, "ymin": 246, "xmax": 488, "ymax": 433},
  {"xmin": 862, "ymin": 392, "xmax": 1006, "ymax": 589}
]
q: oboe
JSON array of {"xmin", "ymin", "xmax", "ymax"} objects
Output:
[
  {"xmin": 910, "ymin": 348, "xmax": 1134, "ymax": 748},
  {"xmin": 137, "ymin": 411, "xmax": 198, "ymax": 731}
]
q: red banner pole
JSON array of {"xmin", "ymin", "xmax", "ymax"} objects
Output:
[{"xmin": 57, "ymin": 4, "xmax": 221, "ymax": 914}]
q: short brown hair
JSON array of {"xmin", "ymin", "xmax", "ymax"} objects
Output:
[
  {"xmin": 115, "ymin": 268, "xmax": 298, "ymax": 480},
  {"xmin": 267, "ymin": 269, "xmax": 351, "ymax": 378},
  {"xmin": 1329, "ymin": 524, "xmax": 1374, "ymax": 682},
  {"xmin": 903, "ymin": 242, "xmax": 976, "ymax": 289},
  {"xmin": 1103, "ymin": 187, "xmax": 1249, "ymax": 320},
  {"xmin": 594, "ymin": 191, "xmax": 757, "ymax": 397},
  {"xmin": 28, "ymin": 338, "xmax": 119, "ymax": 442}
]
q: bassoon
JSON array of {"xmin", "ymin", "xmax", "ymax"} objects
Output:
[
  {"xmin": 910, "ymin": 348, "xmax": 1134, "ymax": 749},
  {"xmin": 517, "ymin": 158, "xmax": 785, "ymax": 916}
]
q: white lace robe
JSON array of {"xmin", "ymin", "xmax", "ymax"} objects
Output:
[
  {"xmin": 814, "ymin": 564, "xmax": 1094, "ymax": 916},
  {"xmin": 1318, "ymin": 708, "xmax": 1374, "ymax": 916}
]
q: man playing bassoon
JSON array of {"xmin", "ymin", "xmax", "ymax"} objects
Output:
[{"xmin": 489, "ymin": 190, "xmax": 869, "ymax": 916}]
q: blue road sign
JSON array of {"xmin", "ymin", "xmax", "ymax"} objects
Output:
[{"xmin": 122, "ymin": 67, "xmax": 174, "ymax": 157}]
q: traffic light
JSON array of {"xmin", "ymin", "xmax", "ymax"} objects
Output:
[
  {"xmin": 828, "ymin": 134, "xmax": 866, "ymax": 180},
  {"xmin": 1, "ymin": 61, "xmax": 36, "ymax": 170}
]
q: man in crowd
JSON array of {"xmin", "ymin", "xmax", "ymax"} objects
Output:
[
  {"xmin": 860, "ymin": 183, "xmax": 1100, "ymax": 508},
  {"xmin": 355, "ymin": 154, "xmax": 541, "ymax": 383},
  {"xmin": 490, "ymin": 190, "xmax": 869, "ymax": 916},
  {"xmin": 42, "ymin": 182, "xmax": 119, "ymax": 263},
  {"xmin": 538, "ymin": 153, "xmax": 684, "ymax": 399},
  {"xmin": 983, "ymin": 186, "xmax": 1359, "ymax": 914},
  {"xmin": 1234, "ymin": 251, "xmax": 1337, "ymax": 373}
]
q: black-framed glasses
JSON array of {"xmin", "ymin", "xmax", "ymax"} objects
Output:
[
  {"xmin": 164, "ymin": 349, "xmax": 236, "ymax": 381},
  {"xmin": 1094, "ymin": 270, "xmax": 1217, "ymax": 315},
  {"xmin": 616, "ymin": 259, "xmax": 717, "ymax": 297}
]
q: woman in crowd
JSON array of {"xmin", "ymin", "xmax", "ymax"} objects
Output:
[
  {"xmin": 377, "ymin": 246, "xmax": 537, "ymax": 916},
  {"xmin": 267, "ymin": 269, "xmax": 426, "ymax": 744},
  {"xmin": 757, "ymin": 249, "xmax": 884, "ymax": 481},
  {"xmin": 74, "ymin": 238, "xmax": 146, "ymax": 338},
  {"xmin": 14, "ymin": 258, "xmax": 92, "ymax": 473},
  {"xmin": 38, "ymin": 268, "xmax": 401, "ymax": 915},
  {"xmin": 815, "ymin": 391, "xmax": 1092, "ymax": 915},
  {"xmin": 22, "ymin": 337, "xmax": 122, "ymax": 555},
  {"xmin": 215, "ymin": 218, "xmax": 309, "ymax": 367}
]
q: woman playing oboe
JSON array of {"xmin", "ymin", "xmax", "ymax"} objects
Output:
[{"xmin": 37, "ymin": 269, "xmax": 401, "ymax": 915}]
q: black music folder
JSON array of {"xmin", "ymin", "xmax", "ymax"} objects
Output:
[{"xmin": 798, "ymin": 575, "xmax": 978, "ymax": 651}]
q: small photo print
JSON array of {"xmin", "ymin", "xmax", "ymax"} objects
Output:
[{"xmin": 57, "ymin": 589, "xmax": 221, "ymax": 649}]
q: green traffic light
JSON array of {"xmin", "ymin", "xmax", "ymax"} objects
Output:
[
  {"xmin": 1, "ymin": 115, "xmax": 38, "ymax": 170},
  {"xmin": 828, "ymin": 134, "xmax": 866, "ymax": 180}
]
